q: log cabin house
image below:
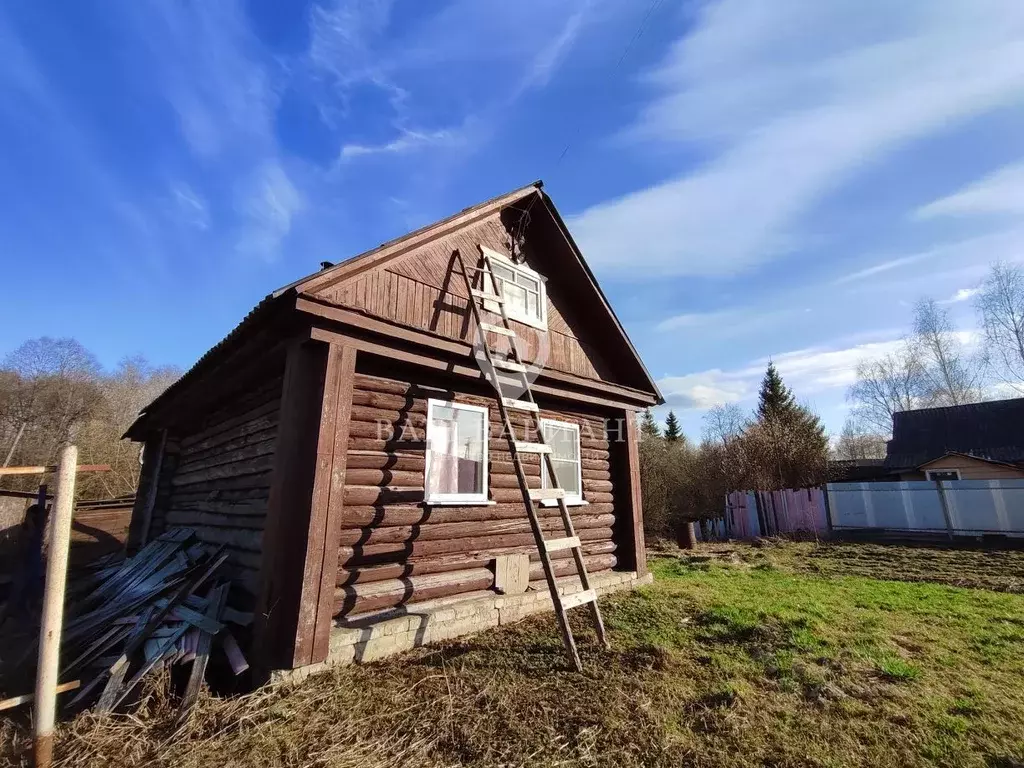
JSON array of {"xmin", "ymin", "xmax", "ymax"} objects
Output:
[{"xmin": 124, "ymin": 181, "xmax": 662, "ymax": 678}]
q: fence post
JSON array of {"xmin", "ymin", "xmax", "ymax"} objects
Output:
[
  {"xmin": 935, "ymin": 479, "xmax": 955, "ymax": 540},
  {"xmin": 33, "ymin": 445, "xmax": 77, "ymax": 768}
]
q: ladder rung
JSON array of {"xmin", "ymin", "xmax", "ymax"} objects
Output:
[
  {"xmin": 492, "ymin": 359, "xmax": 527, "ymax": 373},
  {"xmin": 544, "ymin": 536, "xmax": 580, "ymax": 552},
  {"xmin": 480, "ymin": 322, "xmax": 515, "ymax": 337},
  {"xmin": 502, "ymin": 397, "xmax": 538, "ymax": 412},
  {"xmin": 514, "ymin": 442, "xmax": 551, "ymax": 454},
  {"xmin": 561, "ymin": 589, "xmax": 596, "ymax": 611},
  {"xmin": 471, "ymin": 289, "xmax": 503, "ymax": 303},
  {"xmin": 529, "ymin": 488, "xmax": 564, "ymax": 501}
]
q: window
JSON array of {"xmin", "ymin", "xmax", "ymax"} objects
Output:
[
  {"xmin": 481, "ymin": 246, "xmax": 547, "ymax": 329},
  {"xmin": 540, "ymin": 419, "xmax": 584, "ymax": 505},
  {"xmin": 926, "ymin": 469, "xmax": 960, "ymax": 481},
  {"xmin": 425, "ymin": 400, "xmax": 489, "ymax": 504}
]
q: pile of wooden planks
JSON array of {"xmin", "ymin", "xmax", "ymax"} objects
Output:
[{"xmin": 58, "ymin": 527, "xmax": 251, "ymax": 713}]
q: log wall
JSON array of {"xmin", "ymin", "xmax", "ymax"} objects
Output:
[
  {"xmin": 157, "ymin": 373, "xmax": 285, "ymax": 597},
  {"xmin": 335, "ymin": 370, "xmax": 621, "ymax": 618}
]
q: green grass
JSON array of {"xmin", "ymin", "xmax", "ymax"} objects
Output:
[{"xmin": 3, "ymin": 541, "xmax": 1024, "ymax": 767}]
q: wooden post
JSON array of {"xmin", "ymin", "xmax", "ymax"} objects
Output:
[
  {"xmin": 127, "ymin": 430, "xmax": 167, "ymax": 553},
  {"xmin": 935, "ymin": 480, "xmax": 955, "ymax": 540},
  {"xmin": 254, "ymin": 338, "xmax": 357, "ymax": 672},
  {"xmin": 622, "ymin": 411, "xmax": 647, "ymax": 576},
  {"xmin": 33, "ymin": 445, "xmax": 77, "ymax": 768}
]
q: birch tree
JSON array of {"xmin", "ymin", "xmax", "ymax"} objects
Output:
[{"xmin": 976, "ymin": 262, "xmax": 1024, "ymax": 390}]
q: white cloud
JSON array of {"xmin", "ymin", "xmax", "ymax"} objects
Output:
[
  {"xmin": 137, "ymin": 0, "xmax": 277, "ymax": 159},
  {"xmin": 831, "ymin": 252, "xmax": 934, "ymax": 285},
  {"xmin": 916, "ymin": 161, "xmax": 1024, "ymax": 219},
  {"xmin": 655, "ymin": 305, "xmax": 809, "ymax": 336},
  {"xmin": 236, "ymin": 163, "xmax": 303, "ymax": 260},
  {"xmin": 659, "ymin": 335, "xmax": 907, "ymax": 411},
  {"xmin": 339, "ymin": 127, "xmax": 462, "ymax": 162},
  {"xmin": 947, "ymin": 287, "xmax": 981, "ymax": 304},
  {"xmin": 170, "ymin": 183, "xmax": 210, "ymax": 230},
  {"xmin": 308, "ymin": 0, "xmax": 592, "ymax": 167},
  {"xmin": 569, "ymin": 1, "xmax": 1024, "ymax": 279}
]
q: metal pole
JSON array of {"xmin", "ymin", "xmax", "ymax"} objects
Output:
[{"xmin": 33, "ymin": 445, "xmax": 77, "ymax": 768}]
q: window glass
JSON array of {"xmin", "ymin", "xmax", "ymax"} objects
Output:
[
  {"xmin": 426, "ymin": 402, "xmax": 487, "ymax": 501},
  {"xmin": 541, "ymin": 420, "xmax": 582, "ymax": 500},
  {"xmin": 482, "ymin": 255, "xmax": 546, "ymax": 327},
  {"xmin": 491, "ymin": 262, "xmax": 515, "ymax": 283}
]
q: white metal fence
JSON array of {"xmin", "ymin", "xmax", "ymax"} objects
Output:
[{"xmin": 827, "ymin": 480, "xmax": 1024, "ymax": 537}]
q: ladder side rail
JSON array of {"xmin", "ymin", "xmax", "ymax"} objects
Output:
[{"xmin": 453, "ymin": 249, "xmax": 583, "ymax": 670}]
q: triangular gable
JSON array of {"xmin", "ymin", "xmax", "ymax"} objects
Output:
[{"xmin": 283, "ymin": 182, "xmax": 661, "ymax": 399}]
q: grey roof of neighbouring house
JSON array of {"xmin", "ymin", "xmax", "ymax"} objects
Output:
[{"xmin": 884, "ymin": 397, "xmax": 1024, "ymax": 469}]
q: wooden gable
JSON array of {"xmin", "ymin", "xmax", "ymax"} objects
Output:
[{"xmin": 291, "ymin": 185, "xmax": 657, "ymax": 394}]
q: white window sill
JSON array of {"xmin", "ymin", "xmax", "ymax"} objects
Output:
[
  {"xmin": 424, "ymin": 499, "xmax": 497, "ymax": 507},
  {"xmin": 539, "ymin": 499, "xmax": 588, "ymax": 508},
  {"xmin": 481, "ymin": 302, "xmax": 547, "ymax": 332}
]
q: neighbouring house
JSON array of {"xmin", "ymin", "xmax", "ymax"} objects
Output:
[
  {"xmin": 124, "ymin": 181, "xmax": 662, "ymax": 679},
  {"xmin": 827, "ymin": 459, "xmax": 891, "ymax": 483},
  {"xmin": 884, "ymin": 398, "xmax": 1024, "ymax": 481}
]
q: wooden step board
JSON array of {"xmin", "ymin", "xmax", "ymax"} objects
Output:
[{"xmin": 455, "ymin": 244, "xmax": 610, "ymax": 672}]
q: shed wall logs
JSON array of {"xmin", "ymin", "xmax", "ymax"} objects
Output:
[
  {"xmin": 335, "ymin": 372, "xmax": 620, "ymax": 618},
  {"xmin": 161, "ymin": 374, "xmax": 284, "ymax": 597}
]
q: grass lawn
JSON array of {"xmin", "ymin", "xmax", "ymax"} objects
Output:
[{"xmin": 3, "ymin": 540, "xmax": 1024, "ymax": 767}]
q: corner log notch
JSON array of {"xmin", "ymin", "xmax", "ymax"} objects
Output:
[{"xmin": 253, "ymin": 337, "xmax": 357, "ymax": 671}]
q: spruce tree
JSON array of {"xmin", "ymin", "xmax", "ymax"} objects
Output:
[
  {"xmin": 664, "ymin": 410, "xmax": 682, "ymax": 442},
  {"xmin": 757, "ymin": 362, "xmax": 798, "ymax": 421},
  {"xmin": 751, "ymin": 363, "xmax": 828, "ymax": 488},
  {"xmin": 639, "ymin": 409, "xmax": 661, "ymax": 439}
]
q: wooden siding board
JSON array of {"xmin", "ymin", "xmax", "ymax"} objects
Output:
[{"xmin": 308, "ymin": 209, "xmax": 618, "ymax": 385}]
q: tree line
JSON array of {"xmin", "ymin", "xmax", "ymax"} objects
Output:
[
  {"xmin": 640, "ymin": 363, "xmax": 828, "ymax": 541},
  {"xmin": 0, "ymin": 337, "xmax": 180, "ymax": 499},
  {"xmin": 840, "ymin": 261, "xmax": 1024, "ymax": 458}
]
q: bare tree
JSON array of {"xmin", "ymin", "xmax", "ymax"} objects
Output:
[
  {"xmin": 976, "ymin": 262, "xmax": 1024, "ymax": 391},
  {"xmin": 833, "ymin": 417, "xmax": 887, "ymax": 460},
  {"xmin": 912, "ymin": 299, "xmax": 985, "ymax": 406},
  {"xmin": 847, "ymin": 341, "xmax": 927, "ymax": 435},
  {"xmin": 0, "ymin": 339, "xmax": 179, "ymax": 498},
  {"xmin": 0, "ymin": 338, "xmax": 103, "ymax": 468},
  {"xmin": 701, "ymin": 403, "xmax": 746, "ymax": 446}
]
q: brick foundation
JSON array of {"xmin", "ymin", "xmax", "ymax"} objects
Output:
[{"xmin": 271, "ymin": 570, "xmax": 653, "ymax": 684}]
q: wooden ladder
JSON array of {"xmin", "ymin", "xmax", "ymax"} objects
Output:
[{"xmin": 454, "ymin": 246, "xmax": 609, "ymax": 672}]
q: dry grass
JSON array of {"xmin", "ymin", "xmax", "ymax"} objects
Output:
[{"xmin": 3, "ymin": 540, "xmax": 1024, "ymax": 767}]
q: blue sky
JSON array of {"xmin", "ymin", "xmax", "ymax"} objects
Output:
[{"xmin": 2, "ymin": 1, "xmax": 1024, "ymax": 440}]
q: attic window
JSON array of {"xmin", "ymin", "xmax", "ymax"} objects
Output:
[
  {"xmin": 481, "ymin": 247, "xmax": 547, "ymax": 330},
  {"xmin": 926, "ymin": 469, "xmax": 960, "ymax": 482}
]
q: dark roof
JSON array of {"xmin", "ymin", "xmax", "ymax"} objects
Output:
[{"xmin": 885, "ymin": 398, "xmax": 1024, "ymax": 468}]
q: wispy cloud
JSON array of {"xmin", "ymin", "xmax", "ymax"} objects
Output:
[
  {"xmin": 169, "ymin": 183, "xmax": 210, "ymax": 230},
  {"xmin": 655, "ymin": 306, "xmax": 808, "ymax": 335},
  {"xmin": 944, "ymin": 287, "xmax": 981, "ymax": 304},
  {"xmin": 338, "ymin": 126, "xmax": 463, "ymax": 162},
  {"xmin": 235, "ymin": 162, "xmax": 303, "ymax": 260},
  {"xmin": 569, "ymin": 2, "xmax": 1024, "ymax": 279},
  {"xmin": 659, "ymin": 335, "xmax": 908, "ymax": 412},
  {"xmin": 308, "ymin": 0, "xmax": 592, "ymax": 172},
  {"xmin": 832, "ymin": 252, "xmax": 933, "ymax": 285},
  {"xmin": 916, "ymin": 161, "xmax": 1024, "ymax": 220}
]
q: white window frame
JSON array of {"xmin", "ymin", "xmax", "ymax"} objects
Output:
[
  {"xmin": 539, "ymin": 418, "xmax": 586, "ymax": 507},
  {"xmin": 424, "ymin": 399, "xmax": 491, "ymax": 505},
  {"xmin": 480, "ymin": 246, "xmax": 548, "ymax": 331},
  {"xmin": 925, "ymin": 468, "xmax": 961, "ymax": 481}
]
